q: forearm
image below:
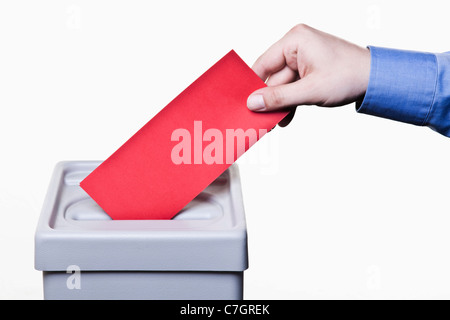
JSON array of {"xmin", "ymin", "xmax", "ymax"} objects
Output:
[{"xmin": 357, "ymin": 46, "xmax": 450, "ymax": 137}]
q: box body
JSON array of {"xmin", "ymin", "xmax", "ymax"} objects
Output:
[
  {"xmin": 35, "ymin": 161, "xmax": 248, "ymax": 300},
  {"xmin": 43, "ymin": 271, "xmax": 243, "ymax": 300}
]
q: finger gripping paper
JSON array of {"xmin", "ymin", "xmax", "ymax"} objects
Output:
[{"xmin": 80, "ymin": 50, "xmax": 288, "ymax": 220}]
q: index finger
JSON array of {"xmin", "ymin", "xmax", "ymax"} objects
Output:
[{"xmin": 252, "ymin": 40, "xmax": 287, "ymax": 82}]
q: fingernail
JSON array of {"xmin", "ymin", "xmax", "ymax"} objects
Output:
[{"xmin": 247, "ymin": 94, "xmax": 266, "ymax": 111}]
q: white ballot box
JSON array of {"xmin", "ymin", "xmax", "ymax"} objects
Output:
[{"xmin": 35, "ymin": 161, "xmax": 248, "ymax": 300}]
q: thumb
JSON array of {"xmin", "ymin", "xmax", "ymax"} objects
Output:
[{"xmin": 247, "ymin": 78, "xmax": 315, "ymax": 112}]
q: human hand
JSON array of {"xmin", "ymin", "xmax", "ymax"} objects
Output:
[{"xmin": 247, "ymin": 24, "xmax": 371, "ymax": 127}]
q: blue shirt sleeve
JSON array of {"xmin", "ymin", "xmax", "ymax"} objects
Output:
[{"xmin": 356, "ymin": 46, "xmax": 450, "ymax": 137}]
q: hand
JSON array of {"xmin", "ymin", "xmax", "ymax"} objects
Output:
[{"xmin": 247, "ymin": 24, "xmax": 371, "ymax": 126}]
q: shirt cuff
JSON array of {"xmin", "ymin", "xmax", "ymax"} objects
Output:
[
  {"xmin": 425, "ymin": 52, "xmax": 450, "ymax": 136},
  {"xmin": 356, "ymin": 46, "xmax": 438, "ymax": 127}
]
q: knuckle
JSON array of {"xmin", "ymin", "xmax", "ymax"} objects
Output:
[
  {"xmin": 266, "ymin": 87, "xmax": 285, "ymax": 108},
  {"xmin": 291, "ymin": 23, "xmax": 310, "ymax": 34}
]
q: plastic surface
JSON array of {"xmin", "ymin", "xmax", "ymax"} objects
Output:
[
  {"xmin": 43, "ymin": 271, "xmax": 243, "ymax": 300},
  {"xmin": 35, "ymin": 161, "xmax": 248, "ymax": 272}
]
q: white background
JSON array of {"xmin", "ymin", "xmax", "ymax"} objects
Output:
[{"xmin": 1, "ymin": 0, "xmax": 450, "ymax": 299}]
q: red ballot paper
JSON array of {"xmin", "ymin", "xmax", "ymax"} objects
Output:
[{"xmin": 80, "ymin": 50, "xmax": 289, "ymax": 220}]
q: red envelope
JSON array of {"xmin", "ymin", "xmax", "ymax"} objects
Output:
[{"xmin": 80, "ymin": 50, "xmax": 289, "ymax": 220}]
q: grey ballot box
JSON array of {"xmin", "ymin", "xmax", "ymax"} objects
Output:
[{"xmin": 35, "ymin": 161, "xmax": 248, "ymax": 300}]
